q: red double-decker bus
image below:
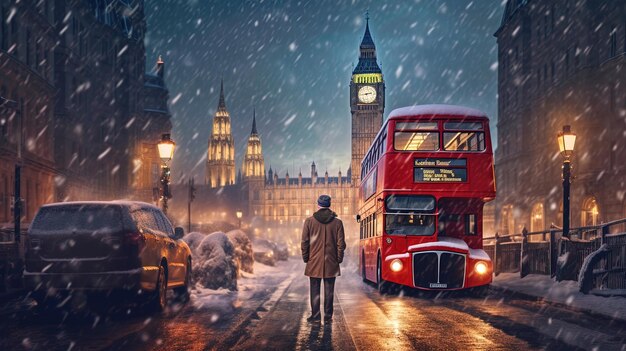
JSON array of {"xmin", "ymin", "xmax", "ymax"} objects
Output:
[{"xmin": 358, "ymin": 104, "xmax": 496, "ymax": 293}]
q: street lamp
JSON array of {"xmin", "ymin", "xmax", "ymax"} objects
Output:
[
  {"xmin": 157, "ymin": 133, "xmax": 175, "ymax": 214},
  {"xmin": 236, "ymin": 209, "xmax": 243, "ymax": 228},
  {"xmin": 557, "ymin": 125, "xmax": 576, "ymax": 238}
]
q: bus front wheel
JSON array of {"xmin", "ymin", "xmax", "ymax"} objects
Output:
[{"xmin": 377, "ymin": 256, "xmax": 390, "ymax": 294}]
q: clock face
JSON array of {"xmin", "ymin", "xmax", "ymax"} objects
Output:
[{"xmin": 358, "ymin": 85, "xmax": 377, "ymax": 104}]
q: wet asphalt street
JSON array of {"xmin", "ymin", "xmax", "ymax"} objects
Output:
[{"xmin": 1, "ymin": 259, "xmax": 625, "ymax": 351}]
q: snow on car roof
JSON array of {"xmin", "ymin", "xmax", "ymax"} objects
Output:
[
  {"xmin": 41, "ymin": 200, "xmax": 160, "ymax": 211},
  {"xmin": 388, "ymin": 104, "xmax": 488, "ymax": 119}
]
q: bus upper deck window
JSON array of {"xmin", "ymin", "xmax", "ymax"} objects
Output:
[
  {"xmin": 443, "ymin": 121, "xmax": 486, "ymax": 151},
  {"xmin": 394, "ymin": 122, "xmax": 439, "ymax": 151}
]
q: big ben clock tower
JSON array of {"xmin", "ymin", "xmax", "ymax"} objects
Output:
[{"xmin": 350, "ymin": 14, "xmax": 385, "ymax": 185}]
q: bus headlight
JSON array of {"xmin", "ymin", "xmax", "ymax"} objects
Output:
[
  {"xmin": 390, "ymin": 259, "xmax": 403, "ymax": 272},
  {"xmin": 474, "ymin": 261, "xmax": 488, "ymax": 275}
]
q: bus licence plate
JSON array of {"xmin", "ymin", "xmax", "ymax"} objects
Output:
[{"xmin": 429, "ymin": 283, "xmax": 447, "ymax": 288}]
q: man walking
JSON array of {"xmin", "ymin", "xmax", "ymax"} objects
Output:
[{"xmin": 301, "ymin": 195, "xmax": 346, "ymax": 323}]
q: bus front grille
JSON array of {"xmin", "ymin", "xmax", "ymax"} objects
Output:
[{"xmin": 412, "ymin": 251, "xmax": 465, "ymax": 289}]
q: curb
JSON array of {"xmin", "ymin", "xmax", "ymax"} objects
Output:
[
  {"xmin": 216, "ymin": 270, "xmax": 299, "ymax": 350},
  {"xmin": 489, "ymin": 284, "xmax": 626, "ymax": 324}
]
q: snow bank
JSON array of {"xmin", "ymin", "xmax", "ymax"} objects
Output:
[
  {"xmin": 493, "ymin": 273, "xmax": 626, "ymax": 322},
  {"xmin": 190, "ymin": 232, "xmax": 238, "ymax": 291},
  {"xmin": 226, "ymin": 229, "xmax": 254, "ymax": 275},
  {"xmin": 252, "ymin": 238, "xmax": 276, "ymax": 267}
]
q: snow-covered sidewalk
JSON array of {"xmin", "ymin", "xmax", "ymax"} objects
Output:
[
  {"xmin": 190, "ymin": 258, "xmax": 302, "ymax": 312},
  {"xmin": 492, "ymin": 273, "xmax": 626, "ymax": 322}
]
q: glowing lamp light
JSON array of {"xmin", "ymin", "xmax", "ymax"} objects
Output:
[
  {"xmin": 236, "ymin": 210, "xmax": 243, "ymax": 219},
  {"xmin": 158, "ymin": 133, "xmax": 176, "ymax": 163},
  {"xmin": 390, "ymin": 259, "xmax": 403, "ymax": 272},
  {"xmin": 557, "ymin": 125, "xmax": 576, "ymax": 159},
  {"xmin": 474, "ymin": 261, "xmax": 488, "ymax": 275}
]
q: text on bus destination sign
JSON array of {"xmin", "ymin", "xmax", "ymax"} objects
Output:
[
  {"xmin": 414, "ymin": 158, "xmax": 467, "ymax": 167},
  {"xmin": 414, "ymin": 158, "xmax": 467, "ymax": 183}
]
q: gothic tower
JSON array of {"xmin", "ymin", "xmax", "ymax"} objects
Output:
[
  {"xmin": 206, "ymin": 80, "xmax": 236, "ymax": 187},
  {"xmin": 350, "ymin": 14, "xmax": 385, "ymax": 185},
  {"xmin": 241, "ymin": 109, "xmax": 265, "ymax": 216},
  {"xmin": 242, "ymin": 109, "xmax": 265, "ymax": 180}
]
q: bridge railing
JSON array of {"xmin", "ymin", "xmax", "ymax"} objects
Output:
[{"xmin": 484, "ymin": 218, "xmax": 626, "ymax": 295}]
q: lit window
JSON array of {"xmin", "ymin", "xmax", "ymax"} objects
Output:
[
  {"xmin": 581, "ymin": 197, "xmax": 599, "ymax": 227},
  {"xmin": 530, "ymin": 203, "xmax": 544, "ymax": 237}
]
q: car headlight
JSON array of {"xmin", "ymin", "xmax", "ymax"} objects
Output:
[
  {"xmin": 390, "ymin": 259, "xmax": 403, "ymax": 272},
  {"xmin": 474, "ymin": 261, "xmax": 488, "ymax": 275}
]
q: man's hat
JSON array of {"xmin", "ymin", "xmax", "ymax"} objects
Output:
[{"xmin": 317, "ymin": 194, "xmax": 331, "ymax": 208}]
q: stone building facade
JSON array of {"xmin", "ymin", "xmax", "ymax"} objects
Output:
[
  {"xmin": 0, "ymin": 1, "xmax": 56, "ymax": 224},
  {"xmin": 494, "ymin": 0, "xmax": 626, "ymax": 235},
  {"xmin": 136, "ymin": 56, "xmax": 173, "ymax": 201},
  {"xmin": 0, "ymin": 0, "xmax": 172, "ymax": 225},
  {"xmin": 206, "ymin": 80, "xmax": 236, "ymax": 188}
]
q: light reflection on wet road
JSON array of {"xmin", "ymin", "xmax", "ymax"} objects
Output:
[{"xmin": 1, "ymin": 259, "xmax": 625, "ymax": 351}]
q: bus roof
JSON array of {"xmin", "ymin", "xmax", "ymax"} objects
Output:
[
  {"xmin": 388, "ymin": 104, "xmax": 488, "ymax": 119},
  {"xmin": 361, "ymin": 104, "xmax": 491, "ymax": 170}
]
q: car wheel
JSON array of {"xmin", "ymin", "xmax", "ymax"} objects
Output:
[
  {"xmin": 174, "ymin": 259, "xmax": 191, "ymax": 302},
  {"xmin": 149, "ymin": 264, "xmax": 168, "ymax": 312}
]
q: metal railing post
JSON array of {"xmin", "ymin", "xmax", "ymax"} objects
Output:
[
  {"xmin": 549, "ymin": 226, "xmax": 557, "ymax": 277},
  {"xmin": 520, "ymin": 227, "xmax": 528, "ymax": 278},
  {"xmin": 494, "ymin": 232, "xmax": 500, "ymax": 276}
]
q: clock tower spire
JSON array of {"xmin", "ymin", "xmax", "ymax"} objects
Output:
[{"xmin": 350, "ymin": 13, "xmax": 385, "ymax": 185}]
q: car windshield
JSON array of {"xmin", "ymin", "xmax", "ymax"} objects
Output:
[
  {"xmin": 385, "ymin": 195, "xmax": 436, "ymax": 236},
  {"xmin": 31, "ymin": 205, "xmax": 123, "ymax": 232}
]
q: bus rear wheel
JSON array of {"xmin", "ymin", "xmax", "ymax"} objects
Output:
[{"xmin": 361, "ymin": 252, "xmax": 367, "ymax": 283}]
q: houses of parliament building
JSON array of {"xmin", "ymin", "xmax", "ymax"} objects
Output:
[{"xmin": 200, "ymin": 17, "xmax": 385, "ymax": 239}]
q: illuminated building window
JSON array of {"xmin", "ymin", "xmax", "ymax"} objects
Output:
[
  {"xmin": 500, "ymin": 205, "xmax": 515, "ymax": 235},
  {"xmin": 581, "ymin": 197, "xmax": 599, "ymax": 227},
  {"xmin": 530, "ymin": 203, "xmax": 544, "ymax": 241}
]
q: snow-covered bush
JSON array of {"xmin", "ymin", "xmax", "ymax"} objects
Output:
[
  {"xmin": 226, "ymin": 230, "xmax": 254, "ymax": 275},
  {"xmin": 182, "ymin": 231, "xmax": 207, "ymax": 252},
  {"xmin": 192, "ymin": 232, "xmax": 238, "ymax": 291}
]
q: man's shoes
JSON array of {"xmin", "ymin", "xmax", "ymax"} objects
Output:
[{"xmin": 306, "ymin": 315, "xmax": 321, "ymax": 322}]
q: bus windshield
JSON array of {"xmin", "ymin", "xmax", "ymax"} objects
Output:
[{"xmin": 385, "ymin": 195, "xmax": 436, "ymax": 235}]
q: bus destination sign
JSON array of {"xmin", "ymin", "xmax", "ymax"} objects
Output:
[{"xmin": 414, "ymin": 158, "xmax": 467, "ymax": 183}]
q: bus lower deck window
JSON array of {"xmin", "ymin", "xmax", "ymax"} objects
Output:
[{"xmin": 385, "ymin": 213, "xmax": 435, "ymax": 236}]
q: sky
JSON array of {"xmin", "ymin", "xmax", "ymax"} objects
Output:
[{"xmin": 144, "ymin": 0, "xmax": 505, "ymax": 182}]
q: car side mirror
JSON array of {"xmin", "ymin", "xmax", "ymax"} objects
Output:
[
  {"xmin": 355, "ymin": 214, "xmax": 361, "ymax": 223},
  {"xmin": 174, "ymin": 227, "xmax": 184, "ymax": 240}
]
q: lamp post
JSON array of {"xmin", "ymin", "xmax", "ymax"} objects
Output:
[
  {"xmin": 557, "ymin": 125, "xmax": 576, "ymax": 238},
  {"xmin": 157, "ymin": 133, "xmax": 175, "ymax": 214},
  {"xmin": 236, "ymin": 210, "xmax": 243, "ymax": 229}
]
